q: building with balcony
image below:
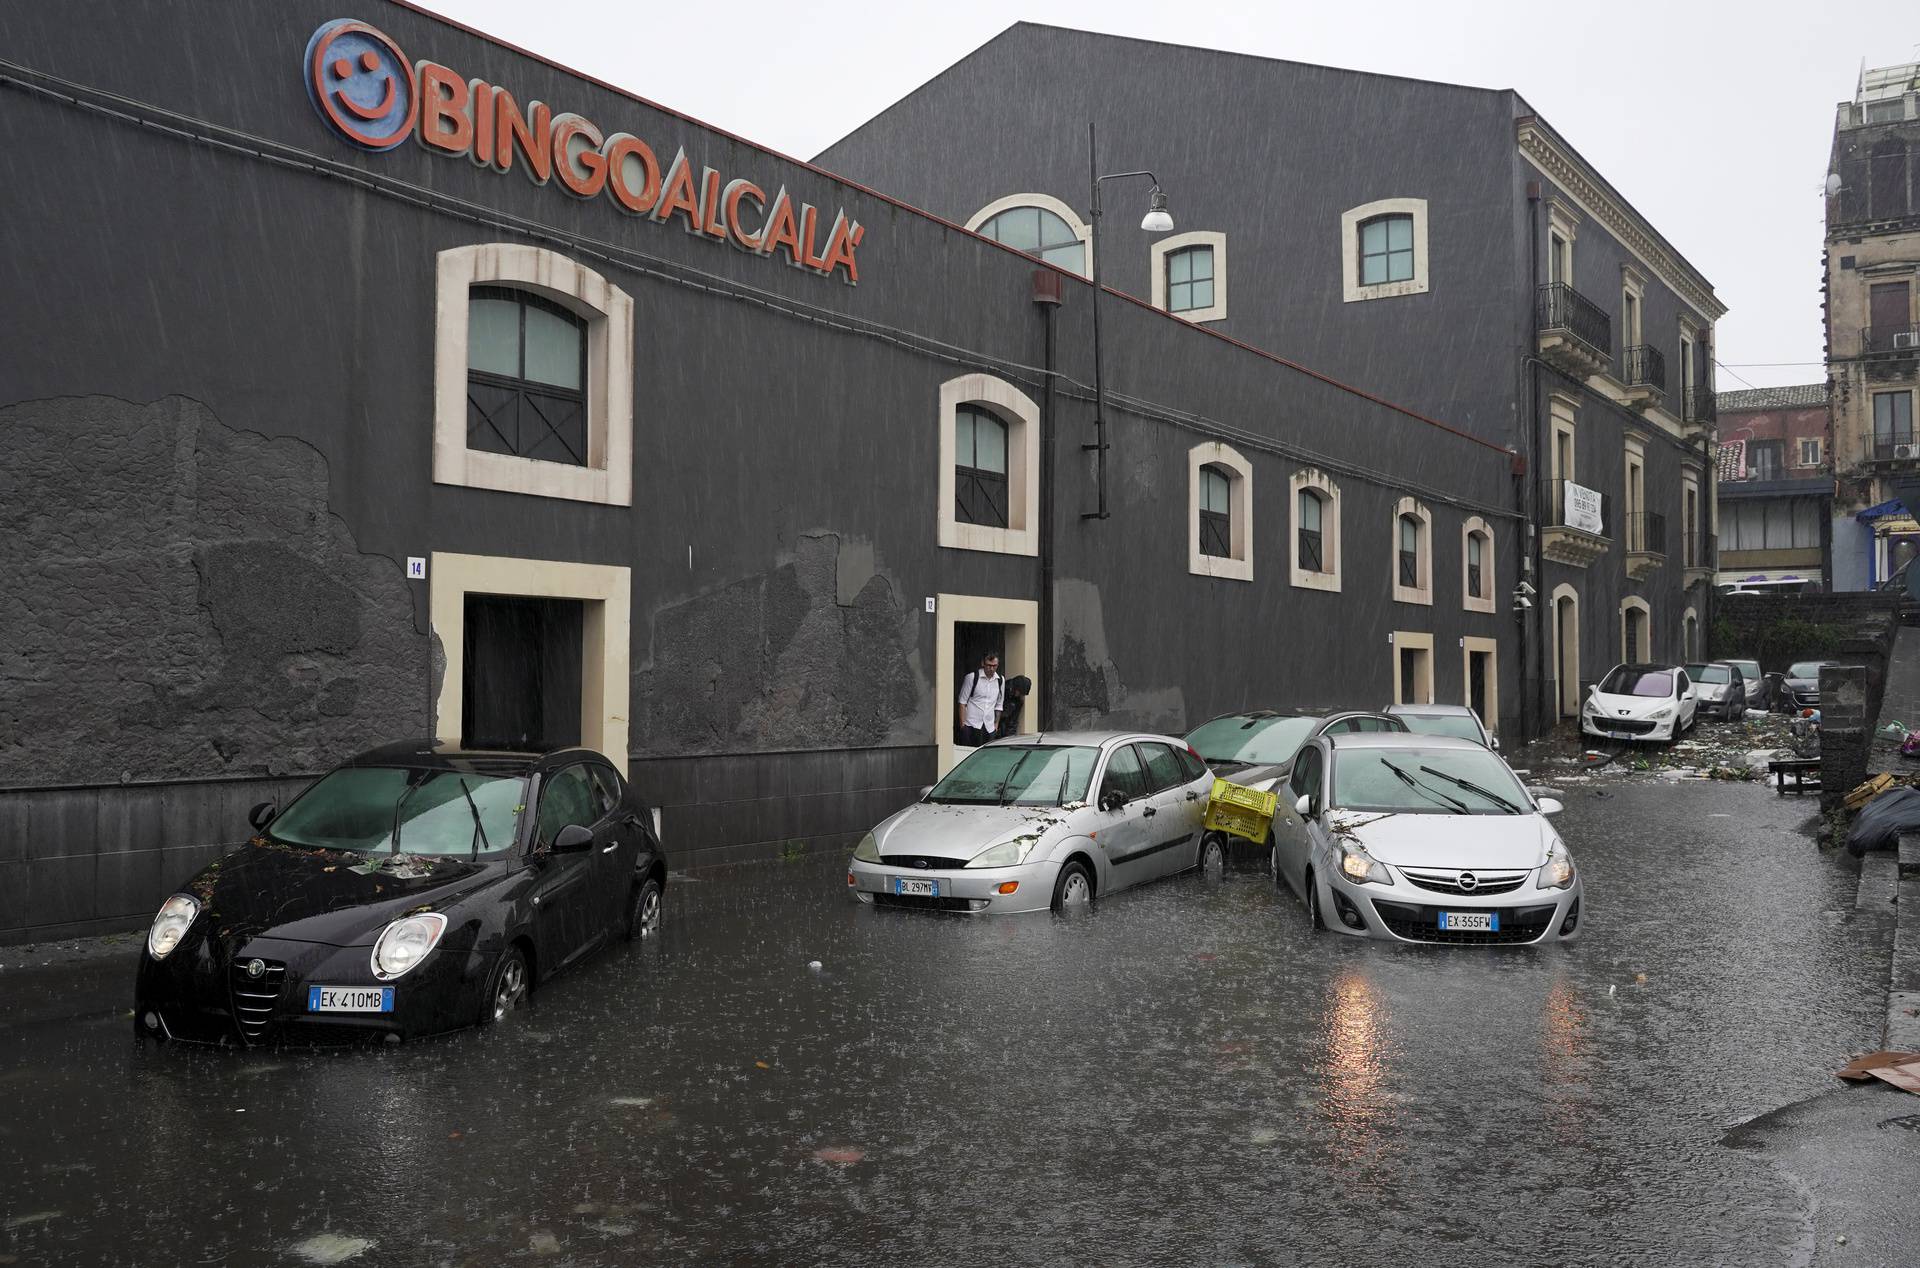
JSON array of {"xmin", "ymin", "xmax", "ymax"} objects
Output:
[
  {"xmin": 1827, "ymin": 60, "xmax": 1920, "ymax": 588},
  {"xmin": 1715, "ymin": 385, "xmax": 1831, "ymax": 590},
  {"xmin": 820, "ymin": 25, "xmax": 1726, "ymax": 730}
]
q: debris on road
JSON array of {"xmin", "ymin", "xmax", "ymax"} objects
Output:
[
  {"xmin": 1835, "ymin": 1050, "xmax": 1920, "ymax": 1082},
  {"xmin": 1845, "ymin": 787, "xmax": 1920, "ymax": 855}
]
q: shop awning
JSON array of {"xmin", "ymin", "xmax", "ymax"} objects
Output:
[{"xmin": 1857, "ymin": 497, "xmax": 1920, "ymax": 534}]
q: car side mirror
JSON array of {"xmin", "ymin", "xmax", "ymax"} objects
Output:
[
  {"xmin": 1099, "ymin": 789, "xmax": 1127, "ymax": 813},
  {"xmin": 918, "ymin": 785, "xmax": 934, "ymax": 800},
  {"xmin": 1536, "ymin": 797, "xmax": 1564, "ymax": 816},
  {"xmin": 1586, "ymin": 684, "xmax": 1597, "ymax": 697},
  {"xmin": 1294, "ymin": 793, "xmax": 1313, "ymax": 818},
  {"xmin": 1490, "ymin": 736, "xmax": 1501, "ymax": 750},
  {"xmin": 552, "ymin": 824, "xmax": 594, "ymax": 853},
  {"xmin": 248, "ymin": 801, "xmax": 276, "ymax": 831}
]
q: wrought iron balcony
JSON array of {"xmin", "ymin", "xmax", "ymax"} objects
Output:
[
  {"xmin": 1864, "ymin": 324, "xmax": 1920, "ymax": 356},
  {"xmin": 1683, "ymin": 529, "xmax": 1716, "ymax": 572},
  {"xmin": 1873, "ymin": 431, "xmax": 1919, "ymax": 462},
  {"xmin": 1535, "ymin": 283, "xmax": 1612, "ymax": 377},
  {"xmin": 1683, "ymin": 387, "xmax": 1717, "ymax": 426},
  {"xmin": 1620, "ymin": 344, "xmax": 1666, "ymax": 411}
]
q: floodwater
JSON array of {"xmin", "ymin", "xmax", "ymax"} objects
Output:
[{"xmin": 0, "ymin": 779, "xmax": 1893, "ymax": 1265}]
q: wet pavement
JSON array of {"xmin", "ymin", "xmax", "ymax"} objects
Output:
[{"xmin": 0, "ymin": 775, "xmax": 1909, "ymax": 1266}]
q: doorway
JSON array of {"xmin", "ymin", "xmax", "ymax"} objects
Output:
[
  {"xmin": 1392, "ymin": 631, "xmax": 1434, "ymax": 705},
  {"xmin": 1462, "ymin": 636, "xmax": 1498, "ymax": 735},
  {"xmin": 934, "ymin": 594, "xmax": 1039, "ymax": 775},
  {"xmin": 1622, "ymin": 598, "xmax": 1651, "ymax": 663},
  {"xmin": 1553, "ymin": 585, "xmax": 1580, "ymax": 718},
  {"xmin": 462, "ymin": 595, "xmax": 584, "ymax": 750},
  {"xmin": 954, "ymin": 621, "xmax": 1009, "ymax": 743}
]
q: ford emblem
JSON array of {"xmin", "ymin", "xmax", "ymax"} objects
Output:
[
  {"xmin": 1457, "ymin": 871, "xmax": 1478, "ymax": 892},
  {"xmin": 245, "ymin": 958, "xmax": 266, "ymax": 979},
  {"xmin": 913, "ymin": 860, "xmax": 929, "ymax": 869}
]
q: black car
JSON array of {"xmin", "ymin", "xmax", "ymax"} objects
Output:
[
  {"xmin": 135, "ymin": 741, "xmax": 666, "ymax": 1046},
  {"xmin": 1780, "ymin": 661, "xmax": 1830, "ymax": 711}
]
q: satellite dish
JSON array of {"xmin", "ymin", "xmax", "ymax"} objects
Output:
[{"xmin": 1826, "ymin": 172, "xmax": 1843, "ymax": 196}]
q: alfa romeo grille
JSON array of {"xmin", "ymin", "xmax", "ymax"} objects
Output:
[
  {"xmin": 228, "ymin": 958, "xmax": 287, "ymax": 1044},
  {"xmin": 1398, "ymin": 867, "xmax": 1529, "ymax": 897}
]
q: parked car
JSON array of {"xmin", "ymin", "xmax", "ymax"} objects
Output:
[
  {"xmin": 1185, "ymin": 710, "xmax": 1407, "ymax": 793},
  {"xmin": 1269, "ymin": 732, "xmax": 1580, "ymax": 944},
  {"xmin": 1580, "ymin": 663, "xmax": 1698, "ymax": 743},
  {"xmin": 1683, "ymin": 661, "xmax": 1749, "ymax": 721},
  {"xmin": 135, "ymin": 741, "xmax": 666, "ymax": 1046},
  {"xmin": 1780, "ymin": 661, "xmax": 1831, "ymax": 711},
  {"xmin": 1383, "ymin": 703, "xmax": 1496, "ymax": 749},
  {"xmin": 848, "ymin": 732, "xmax": 1214, "ymax": 914}
]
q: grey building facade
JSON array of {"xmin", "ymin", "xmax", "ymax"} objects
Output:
[
  {"xmin": 0, "ymin": 3, "xmax": 1520, "ymax": 941},
  {"xmin": 818, "ymin": 23, "xmax": 1727, "ymax": 725}
]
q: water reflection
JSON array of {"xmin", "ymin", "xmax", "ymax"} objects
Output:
[{"xmin": 1316, "ymin": 965, "xmax": 1400, "ymax": 1176}]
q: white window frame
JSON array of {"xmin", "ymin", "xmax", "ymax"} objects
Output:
[
  {"xmin": 1391, "ymin": 496, "xmax": 1433, "ymax": 606},
  {"xmin": 938, "ymin": 374, "xmax": 1040, "ymax": 557},
  {"xmin": 1288, "ymin": 469, "xmax": 1341, "ymax": 592},
  {"xmin": 1189, "ymin": 442, "xmax": 1253, "ymax": 582},
  {"xmin": 1798, "ymin": 437, "xmax": 1823, "ymax": 467},
  {"xmin": 433, "ymin": 244, "xmax": 634, "ymax": 505},
  {"xmin": 1461, "ymin": 515, "xmax": 1495, "ymax": 614},
  {"xmin": 1621, "ymin": 266, "xmax": 1646, "ymax": 346},
  {"xmin": 965, "ymin": 193, "xmax": 1092, "ymax": 279},
  {"xmin": 1150, "ymin": 230, "xmax": 1227, "ymax": 323},
  {"xmin": 1341, "ymin": 198, "xmax": 1430, "ymax": 303},
  {"xmin": 1547, "ymin": 198, "xmax": 1579, "ymax": 287}
]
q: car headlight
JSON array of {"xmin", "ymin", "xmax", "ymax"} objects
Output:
[
  {"xmin": 1539, "ymin": 843, "xmax": 1576, "ymax": 890},
  {"xmin": 852, "ymin": 832, "xmax": 881, "ymax": 863},
  {"xmin": 371, "ymin": 913, "xmax": 448, "ymax": 981},
  {"xmin": 965, "ymin": 838, "xmax": 1037, "ymax": 868},
  {"xmin": 1650, "ymin": 706, "xmax": 1672, "ymax": 719},
  {"xmin": 1337, "ymin": 844, "xmax": 1391, "ymax": 885},
  {"xmin": 147, "ymin": 894, "xmax": 200, "ymax": 960}
]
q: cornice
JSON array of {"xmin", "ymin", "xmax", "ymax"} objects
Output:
[{"xmin": 1518, "ymin": 120, "xmax": 1728, "ymax": 323}]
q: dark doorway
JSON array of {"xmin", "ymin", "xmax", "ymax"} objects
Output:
[
  {"xmin": 1397, "ymin": 645, "xmax": 1430, "ymax": 704},
  {"xmin": 462, "ymin": 595, "xmax": 584, "ymax": 751},
  {"xmin": 1469, "ymin": 650, "xmax": 1490, "ymax": 725},
  {"xmin": 955, "ymin": 621, "xmax": 1007, "ymax": 741}
]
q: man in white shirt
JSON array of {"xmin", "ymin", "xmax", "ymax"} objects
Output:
[{"xmin": 957, "ymin": 654, "xmax": 1004, "ymax": 747}]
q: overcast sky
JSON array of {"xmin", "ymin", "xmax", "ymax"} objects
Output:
[{"xmin": 419, "ymin": 0, "xmax": 1917, "ymax": 392}]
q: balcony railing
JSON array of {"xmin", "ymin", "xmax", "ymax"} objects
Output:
[
  {"xmin": 1622, "ymin": 344, "xmax": 1667, "ymax": 392},
  {"xmin": 1874, "ymin": 431, "xmax": 1918, "ymax": 461},
  {"xmin": 1547, "ymin": 479, "xmax": 1609, "ymax": 535},
  {"xmin": 1683, "ymin": 387, "xmax": 1717, "ymax": 424},
  {"xmin": 1864, "ymin": 324, "xmax": 1920, "ymax": 355},
  {"xmin": 1683, "ymin": 529, "xmax": 1716, "ymax": 570},
  {"xmin": 1536, "ymin": 283, "xmax": 1611, "ymax": 361},
  {"xmin": 1626, "ymin": 510, "xmax": 1666, "ymax": 556}
]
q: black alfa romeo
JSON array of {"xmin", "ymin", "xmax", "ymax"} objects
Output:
[{"xmin": 135, "ymin": 741, "xmax": 666, "ymax": 1045}]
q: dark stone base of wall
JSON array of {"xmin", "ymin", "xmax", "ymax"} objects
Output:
[{"xmin": 0, "ymin": 746, "xmax": 935, "ymax": 945}]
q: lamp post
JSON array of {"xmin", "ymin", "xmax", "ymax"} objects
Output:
[{"xmin": 1084, "ymin": 122, "xmax": 1174, "ymax": 520}]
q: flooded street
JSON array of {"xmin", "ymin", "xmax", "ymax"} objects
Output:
[{"xmin": 0, "ymin": 779, "xmax": 1895, "ymax": 1266}]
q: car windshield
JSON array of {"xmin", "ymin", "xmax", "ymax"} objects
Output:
[
  {"xmin": 1394, "ymin": 713, "xmax": 1484, "ymax": 743},
  {"xmin": 1599, "ymin": 667, "xmax": 1672, "ymax": 698},
  {"xmin": 1687, "ymin": 664, "xmax": 1731, "ymax": 684},
  {"xmin": 1185, "ymin": 715, "xmax": 1317, "ymax": 768},
  {"xmin": 928, "ymin": 745, "xmax": 1097, "ymax": 806},
  {"xmin": 1788, "ymin": 662, "xmax": 1826, "ymax": 679},
  {"xmin": 267, "ymin": 767, "xmax": 527, "ymax": 856},
  {"xmin": 1332, "ymin": 747, "xmax": 1528, "ymax": 816}
]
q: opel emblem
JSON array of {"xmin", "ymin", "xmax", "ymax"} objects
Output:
[
  {"xmin": 1457, "ymin": 872, "xmax": 1479, "ymax": 892},
  {"xmin": 245, "ymin": 958, "xmax": 266, "ymax": 979}
]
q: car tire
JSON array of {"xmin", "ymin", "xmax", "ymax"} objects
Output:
[
  {"xmin": 481, "ymin": 945, "xmax": 529, "ymax": 1026},
  {"xmin": 1051, "ymin": 860, "xmax": 1094, "ymax": 912},
  {"xmin": 626, "ymin": 876, "xmax": 663, "ymax": 942},
  {"xmin": 1304, "ymin": 868, "xmax": 1325, "ymax": 931},
  {"xmin": 1198, "ymin": 834, "xmax": 1226, "ymax": 877}
]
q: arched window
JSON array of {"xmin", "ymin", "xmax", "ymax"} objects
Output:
[
  {"xmin": 1358, "ymin": 214, "xmax": 1415, "ymax": 285},
  {"xmin": 954, "ymin": 406, "xmax": 1010, "ymax": 528},
  {"xmin": 975, "ymin": 205, "xmax": 1086, "ymax": 274},
  {"xmin": 1199, "ymin": 465, "xmax": 1233, "ymax": 557},
  {"xmin": 1392, "ymin": 496, "xmax": 1432, "ymax": 605},
  {"xmin": 466, "ymin": 286, "xmax": 589, "ymax": 466},
  {"xmin": 1297, "ymin": 489, "xmax": 1325, "ymax": 572},
  {"xmin": 1399, "ymin": 515, "xmax": 1422, "ymax": 585},
  {"xmin": 1462, "ymin": 516, "xmax": 1495, "ymax": 613},
  {"xmin": 1467, "ymin": 531, "xmax": 1484, "ymax": 597}
]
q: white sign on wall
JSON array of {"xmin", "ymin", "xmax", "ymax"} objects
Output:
[
  {"xmin": 1562, "ymin": 482, "xmax": 1604, "ymax": 536},
  {"xmin": 406, "ymin": 557, "xmax": 427, "ymax": 580}
]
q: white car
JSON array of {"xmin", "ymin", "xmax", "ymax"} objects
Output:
[
  {"xmin": 1581, "ymin": 663, "xmax": 1698, "ymax": 743},
  {"xmin": 846, "ymin": 732, "xmax": 1218, "ymax": 914},
  {"xmin": 1269, "ymin": 732, "xmax": 1581, "ymax": 944}
]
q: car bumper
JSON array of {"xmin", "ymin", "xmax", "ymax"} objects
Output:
[
  {"xmin": 1317, "ymin": 870, "xmax": 1583, "ymax": 945},
  {"xmin": 134, "ymin": 933, "xmax": 492, "ymax": 1046},
  {"xmin": 1581, "ymin": 713, "xmax": 1676, "ymax": 742},
  {"xmin": 847, "ymin": 856, "xmax": 1062, "ymax": 915}
]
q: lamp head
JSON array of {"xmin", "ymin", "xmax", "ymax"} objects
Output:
[{"xmin": 1139, "ymin": 186, "xmax": 1174, "ymax": 233}]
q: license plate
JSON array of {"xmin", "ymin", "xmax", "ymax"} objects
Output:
[
  {"xmin": 893, "ymin": 877, "xmax": 940, "ymax": 897},
  {"xmin": 1437, "ymin": 911, "xmax": 1499, "ymax": 932},
  {"xmin": 307, "ymin": 985, "xmax": 394, "ymax": 1013}
]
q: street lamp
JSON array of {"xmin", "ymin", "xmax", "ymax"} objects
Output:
[{"xmin": 1084, "ymin": 121, "xmax": 1174, "ymax": 520}]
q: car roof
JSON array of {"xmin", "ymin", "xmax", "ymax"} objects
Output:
[
  {"xmin": 982, "ymin": 730, "xmax": 1181, "ymax": 750},
  {"xmin": 1324, "ymin": 732, "xmax": 1486, "ymax": 751},
  {"xmin": 1384, "ymin": 703, "xmax": 1476, "ymax": 717},
  {"xmin": 1609, "ymin": 662, "xmax": 1682, "ymax": 674},
  {"xmin": 342, "ymin": 739, "xmax": 614, "ymax": 777}
]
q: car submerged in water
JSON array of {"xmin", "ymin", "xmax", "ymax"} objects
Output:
[
  {"xmin": 847, "ymin": 732, "xmax": 1216, "ymax": 913},
  {"xmin": 135, "ymin": 741, "xmax": 666, "ymax": 1046}
]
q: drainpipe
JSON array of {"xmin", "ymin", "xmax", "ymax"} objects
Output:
[
  {"xmin": 1034, "ymin": 269, "xmax": 1063, "ymax": 730},
  {"xmin": 1525, "ymin": 179, "xmax": 1544, "ymax": 739}
]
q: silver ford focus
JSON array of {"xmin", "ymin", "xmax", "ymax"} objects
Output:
[
  {"xmin": 847, "ymin": 732, "xmax": 1219, "ymax": 914},
  {"xmin": 1269, "ymin": 731, "xmax": 1582, "ymax": 944}
]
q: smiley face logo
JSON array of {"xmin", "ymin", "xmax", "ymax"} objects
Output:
[{"xmin": 304, "ymin": 19, "xmax": 417, "ymax": 151}]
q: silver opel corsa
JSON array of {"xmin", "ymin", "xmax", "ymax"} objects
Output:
[
  {"xmin": 1269, "ymin": 731, "xmax": 1582, "ymax": 945},
  {"xmin": 847, "ymin": 732, "xmax": 1219, "ymax": 914}
]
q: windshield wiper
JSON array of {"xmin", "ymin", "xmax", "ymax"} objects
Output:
[
  {"xmin": 457, "ymin": 778, "xmax": 492, "ymax": 859},
  {"xmin": 1416, "ymin": 765, "xmax": 1520, "ymax": 813},
  {"xmin": 390, "ymin": 775, "xmax": 427, "ymax": 853},
  {"xmin": 1378, "ymin": 759, "xmax": 1468, "ymax": 814}
]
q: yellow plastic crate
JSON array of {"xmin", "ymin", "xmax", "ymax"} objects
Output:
[{"xmin": 1204, "ymin": 778, "xmax": 1278, "ymax": 845}]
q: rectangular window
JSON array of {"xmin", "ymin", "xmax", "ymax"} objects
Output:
[
  {"xmin": 1398, "ymin": 517, "xmax": 1419, "ymax": 587},
  {"xmin": 1748, "ymin": 441, "xmax": 1784, "ymax": 479},
  {"xmin": 1622, "ymin": 291, "xmax": 1640, "ymax": 344},
  {"xmin": 466, "ymin": 286, "xmax": 589, "ymax": 467},
  {"xmin": 954, "ymin": 405, "xmax": 1011, "ymax": 528},
  {"xmin": 1798, "ymin": 438, "xmax": 1822, "ymax": 466},
  {"xmin": 1297, "ymin": 492, "xmax": 1324, "ymax": 572},
  {"xmin": 1467, "ymin": 533, "xmax": 1484, "ymax": 598},
  {"xmin": 1199, "ymin": 466, "xmax": 1232, "ymax": 558},
  {"xmin": 1549, "ymin": 233, "xmax": 1568, "ymax": 285},
  {"xmin": 1875, "ymin": 392, "xmax": 1915, "ymax": 457},
  {"xmin": 1359, "ymin": 215, "xmax": 1415, "ymax": 286},
  {"xmin": 1792, "ymin": 498, "xmax": 1822, "ymax": 548},
  {"xmin": 1166, "ymin": 246, "xmax": 1215, "ymax": 314}
]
